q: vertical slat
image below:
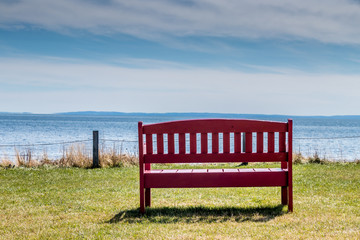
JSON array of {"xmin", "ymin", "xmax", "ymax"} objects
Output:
[
  {"xmin": 190, "ymin": 133, "xmax": 196, "ymax": 154},
  {"xmin": 146, "ymin": 134, "xmax": 153, "ymax": 155},
  {"xmin": 279, "ymin": 132, "xmax": 286, "ymax": 152},
  {"xmin": 280, "ymin": 132, "xmax": 287, "ymax": 168},
  {"xmin": 234, "ymin": 132, "xmax": 241, "ymax": 153},
  {"xmin": 257, "ymin": 132, "xmax": 264, "ymax": 153},
  {"xmin": 245, "ymin": 132, "xmax": 252, "ymax": 153},
  {"xmin": 268, "ymin": 132, "xmax": 275, "ymax": 153},
  {"xmin": 168, "ymin": 133, "xmax": 174, "ymax": 154},
  {"xmin": 157, "ymin": 134, "xmax": 163, "ymax": 154},
  {"xmin": 179, "ymin": 133, "xmax": 186, "ymax": 154},
  {"xmin": 223, "ymin": 132, "xmax": 230, "ymax": 153},
  {"xmin": 212, "ymin": 132, "xmax": 219, "ymax": 154},
  {"xmin": 201, "ymin": 133, "xmax": 207, "ymax": 154}
]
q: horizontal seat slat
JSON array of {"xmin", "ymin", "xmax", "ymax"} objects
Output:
[
  {"xmin": 145, "ymin": 168, "xmax": 285, "ymax": 174},
  {"xmin": 144, "ymin": 152, "xmax": 287, "ymax": 163},
  {"xmin": 144, "ymin": 169, "xmax": 287, "ymax": 188},
  {"xmin": 143, "ymin": 119, "xmax": 287, "ymax": 134}
]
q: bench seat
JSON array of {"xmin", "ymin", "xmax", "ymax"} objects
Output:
[{"xmin": 144, "ymin": 168, "xmax": 288, "ymax": 188}]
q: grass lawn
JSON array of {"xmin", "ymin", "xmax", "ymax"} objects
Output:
[{"xmin": 0, "ymin": 163, "xmax": 359, "ymax": 239}]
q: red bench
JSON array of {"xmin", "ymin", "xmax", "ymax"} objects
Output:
[{"xmin": 138, "ymin": 119, "xmax": 293, "ymax": 213}]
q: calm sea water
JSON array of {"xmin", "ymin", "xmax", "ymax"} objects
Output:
[{"xmin": 1, "ymin": 113, "xmax": 360, "ymax": 161}]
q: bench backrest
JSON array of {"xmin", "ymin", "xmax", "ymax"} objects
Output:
[{"xmin": 138, "ymin": 119, "xmax": 292, "ymax": 165}]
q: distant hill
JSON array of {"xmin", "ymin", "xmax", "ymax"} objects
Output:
[
  {"xmin": 56, "ymin": 111, "xmax": 287, "ymax": 118},
  {"xmin": 54, "ymin": 111, "xmax": 360, "ymax": 119}
]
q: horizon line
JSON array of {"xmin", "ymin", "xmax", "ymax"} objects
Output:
[{"xmin": 1, "ymin": 111, "xmax": 360, "ymax": 118}]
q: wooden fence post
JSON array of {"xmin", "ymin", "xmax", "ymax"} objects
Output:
[{"xmin": 93, "ymin": 130, "xmax": 99, "ymax": 168}]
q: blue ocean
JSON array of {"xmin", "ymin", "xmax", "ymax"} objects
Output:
[{"xmin": 1, "ymin": 113, "xmax": 360, "ymax": 161}]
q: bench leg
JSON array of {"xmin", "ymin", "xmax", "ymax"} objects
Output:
[
  {"xmin": 140, "ymin": 187, "xmax": 145, "ymax": 213},
  {"xmin": 145, "ymin": 188, "xmax": 151, "ymax": 207},
  {"xmin": 288, "ymin": 185, "xmax": 293, "ymax": 212},
  {"xmin": 281, "ymin": 186, "xmax": 288, "ymax": 205}
]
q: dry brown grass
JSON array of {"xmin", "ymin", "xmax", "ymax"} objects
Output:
[
  {"xmin": 58, "ymin": 144, "xmax": 92, "ymax": 168},
  {"xmin": 99, "ymin": 144, "xmax": 137, "ymax": 168},
  {"xmin": 1, "ymin": 144, "xmax": 138, "ymax": 169},
  {"xmin": 293, "ymin": 151, "xmax": 334, "ymax": 164},
  {"xmin": 293, "ymin": 152, "xmax": 305, "ymax": 164},
  {"xmin": 2, "ymin": 146, "xmax": 349, "ymax": 169},
  {"xmin": 0, "ymin": 155, "xmax": 14, "ymax": 168},
  {"xmin": 15, "ymin": 148, "xmax": 41, "ymax": 167}
]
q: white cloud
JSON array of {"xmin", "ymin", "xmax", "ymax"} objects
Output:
[
  {"xmin": 0, "ymin": 57, "xmax": 359, "ymax": 115},
  {"xmin": 1, "ymin": 0, "xmax": 360, "ymax": 44}
]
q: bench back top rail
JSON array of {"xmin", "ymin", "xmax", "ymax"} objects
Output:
[{"xmin": 138, "ymin": 119, "xmax": 292, "ymax": 164}]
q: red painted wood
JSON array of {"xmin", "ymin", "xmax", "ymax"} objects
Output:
[
  {"xmin": 212, "ymin": 133, "xmax": 219, "ymax": 154},
  {"xmin": 281, "ymin": 186, "xmax": 288, "ymax": 205},
  {"xmin": 279, "ymin": 132, "xmax": 286, "ymax": 153},
  {"xmin": 257, "ymin": 132, "xmax": 264, "ymax": 153},
  {"xmin": 280, "ymin": 130, "xmax": 287, "ymax": 167},
  {"xmin": 179, "ymin": 133, "xmax": 186, "ymax": 154},
  {"xmin": 201, "ymin": 133, "xmax": 207, "ymax": 154},
  {"xmin": 245, "ymin": 132, "xmax": 252, "ymax": 153},
  {"xmin": 234, "ymin": 132, "xmax": 241, "ymax": 153},
  {"xmin": 190, "ymin": 133, "xmax": 196, "ymax": 154},
  {"xmin": 144, "ymin": 133, "xmax": 152, "ymax": 209},
  {"xmin": 144, "ymin": 152, "xmax": 287, "ymax": 163},
  {"xmin": 145, "ymin": 188, "xmax": 151, "ymax": 207},
  {"xmin": 145, "ymin": 146, "xmax": 151, "ymax": 186},
  {"xmin": 138, "ymin": 122, "xmax": 145, "ymax": 213},
  {"xmin": 144, "ymin": 170, "xmax": 288, "ymax": 188},
  {"xmin": 168, "ymin": 133, "xmax": 174, "ymax": 154},
  {"xmin": 146, "ymin": 134, "xmax": 153, "ymax": 155},
  {"xmin": 145, "ymin": 163, "xmax": 151, "ymax": 170},
  {"xmin": 143, "ymin": 119, "xmax": 287, "ymax": 134},
  {"xmin": 223, "ymin": 132, "xmax": 230, "ymax": 154},
  {"xmin": 288, "ymin": 119, "xmax": 293, "ymax": 212},
  {"xmin": 268, "ymin": 132, "xmax": 275, "ymax": 153},
  {"xmin": 138, "ymin": 119, "xmax": 293, "ymax": 213},
  {"xmin": 157, "ymin": 134, "xmax": 164, "ymax": 154}
]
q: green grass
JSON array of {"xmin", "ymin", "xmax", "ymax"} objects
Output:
[{"xmin": 0, "ymin": 163, "xmax": 359, "ymax": 239}]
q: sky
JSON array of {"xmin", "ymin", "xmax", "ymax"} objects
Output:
[{"xmin": 1, "ymin": 0, "xmax": 360, "ymax": 115}]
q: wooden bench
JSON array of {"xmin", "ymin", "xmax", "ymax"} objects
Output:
[{"xmin": 138, "ymin": 119, "xmax": 293, "ymax": 213}]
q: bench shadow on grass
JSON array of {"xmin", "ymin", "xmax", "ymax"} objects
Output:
[{"xmin": 107, "ymin": 205, "xmax": 285, "ymax": 224}]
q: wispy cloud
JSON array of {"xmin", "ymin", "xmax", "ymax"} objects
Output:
[
  {"xmin": 1, "ymin": 0, "xmax": 360, "ymax": 44},
  {"xmin": 1, "ymin": 57, "xmax": 359, "ymax": 115}
]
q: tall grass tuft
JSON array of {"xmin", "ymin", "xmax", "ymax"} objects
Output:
[
  {"xmin": 307, "ymin": 151, "xmax": 330, "ymax": 164},
  {"xmin": 293, "ymin": 152, "xmax": 305, "ymax": 164},
  {"xmin": 99, "ymin": 143, "xmax": 138, "ymax": 168},
  {"xmin": 15, "ymin": 148, "xmax": 40, "ymax": 167},
  {"xmin": 0, "ymin": 154, "xmax": 14, "ymax": 168},
  {"xmin": 59, "ymin": 144, "xmax": 92, "ymax": 168},
  {"xmin": 292, "ymin": 151, "xmax": 335, "ymax": 164}
]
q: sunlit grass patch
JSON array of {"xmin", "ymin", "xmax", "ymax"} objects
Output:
[{"xmin": 0, "ymin": 164, "xmax": 359, "ymax": 239}]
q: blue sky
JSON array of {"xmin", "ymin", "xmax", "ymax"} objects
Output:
[{"xmin": 1, "ymin": 0, "xmax": 360, "ymax": 115}]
